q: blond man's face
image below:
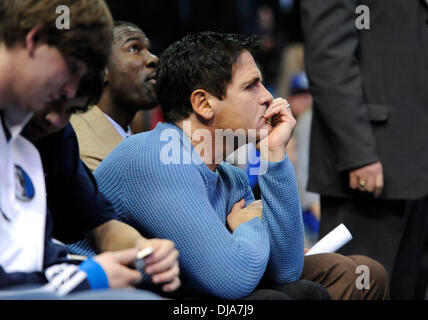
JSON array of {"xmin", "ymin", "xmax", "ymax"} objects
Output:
[{"xmin": 15, "ymin": 43, "xmax": 86, "ymax": 113}]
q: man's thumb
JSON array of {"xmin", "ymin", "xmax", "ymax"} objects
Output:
[{"xmin": 232, "ymin": 198, "xmax": 245, "ymax": 210}]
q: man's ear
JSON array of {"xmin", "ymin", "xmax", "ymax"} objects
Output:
[
  {"xmin": 190, "ymin": 89, "xmax": 214, "ymax": 121},
  {"xmin": 25, "ymin": 24, "xmax": 44, "ymax": 57},
  {"xmin": 104, "ymin": 68, "xmax": 110, "ymax": 87}
]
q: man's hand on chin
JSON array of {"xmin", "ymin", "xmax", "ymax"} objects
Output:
[{"xmin": 257, "ymin": 98, "xmax": 296, "ymax": 162}]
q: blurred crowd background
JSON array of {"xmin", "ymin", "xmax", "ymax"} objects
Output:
[{"xmin": 106, "ymin": 0, "xmax": 303, "ymax": 97}]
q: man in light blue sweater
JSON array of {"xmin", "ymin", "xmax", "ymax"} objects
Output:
[{"xmin": 90, "ymin": 32, "xmax": 389, "ymax": 300}]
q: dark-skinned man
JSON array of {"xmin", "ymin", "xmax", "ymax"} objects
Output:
[{"xmin": 71, "ymin": 21, "xmax": 158, "ymax": 171}]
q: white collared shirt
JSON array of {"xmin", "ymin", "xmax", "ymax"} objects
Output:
[
  {"xmin": 0, "ymin": 106, "xmax": 47, "ymax": 272},
  {"xmin": 103, "ymin": 113, "xmax": 132, "ymax": 139}
]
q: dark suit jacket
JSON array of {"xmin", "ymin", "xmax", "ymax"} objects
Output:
[
  {"xmin": 300, "ymin": 0, "xmax": 428, "ymax": 199},
  {"xmin": 35, "ymin": 123, "xmax": 115, "ymax": 243}
]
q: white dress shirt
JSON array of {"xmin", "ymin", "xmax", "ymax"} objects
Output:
[{"xmin": 104, "ymin": 113, "xmax": 132, "ymax": 139}]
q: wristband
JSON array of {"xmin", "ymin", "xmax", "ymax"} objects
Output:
[{"xmin": 79, "ymin": 258, "xmax": 109, "ymax": 290}]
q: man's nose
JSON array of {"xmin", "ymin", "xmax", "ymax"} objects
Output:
[
  {"xmin": 259, "ymin": 83, "xmax": 273, "ymax": 107},
  {"xmin": 144, "ymin": 51, "xmax": 159, "ymax": 68}
]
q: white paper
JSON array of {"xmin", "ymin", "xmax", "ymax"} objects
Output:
[{"xmin": 305, "ymin": 223, "xmax": 352, "ymax": 256}]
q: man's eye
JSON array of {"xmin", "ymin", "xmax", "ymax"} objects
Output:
[
  {"xmin": 128, "ymin": 45, "xmax": 140, "ymax": 53},
  {"xmin": 246, "ymin": 82, "xmax": 257, "ymax": 90}
]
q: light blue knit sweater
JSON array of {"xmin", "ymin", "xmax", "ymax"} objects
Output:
[{"xmin": 74, "ymin": 122, "xmax": 304, "ymax": 299}]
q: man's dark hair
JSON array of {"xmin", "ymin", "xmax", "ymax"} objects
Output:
[
  {"xmin": 114, "ymin": 20, "xmax": 141, "ymax": 30},
  {"xmin": 156, "ymin": 31, "xmax": 261, "ymax": 123}
]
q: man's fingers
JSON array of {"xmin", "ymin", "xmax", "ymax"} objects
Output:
[
  {"xmin": 373, "ymin": 173, "xmax": 384, "ymax": 198},
  {"xmin": 355, "ymin": 174, "xmax": 382, "ymax": 195},
  {"xmin": 113, "ymin": 265, "xmax": 143, "ymax": 286},
  {"xmin": 111, "ymin": 248, "xmax": 138, "ymax": 265},
  {"xmin": 127, "ymin": 269, "xmax": 144, "ymax": 285},
  {"xmin": 264, "ymin": 106, "xmax": 283, "ymax": 120},
  {"xmin": 94, "ymin": 250, "xmax": 146, "ymax": 288},
  {"xmin": 264, "ymin": 98, "xmax": 289, "ymax": 118},
  {"xmin": 246, "ymin": 199, "xmax": 263, "ymax": 209},
  {"xmin": 144, "ymin": 240, "xmax": 174, "ymax": 264},
  {"xmin": 373, "ymin": 186, "xmax": 383, "ymax": 198},
  {"xmin": 145, "ymin": 249, "xmax": 179, "ymax": 275},
  {"xmin": 349, "ymin": 162, "xmax": 384, "ymax": 196},
  {"xmin": 162, "ymin": 275, "xmax": 181, "ymax": 292},
  {"xmin": 264, "ymin": 105, "xmax": 289, "ymax": 120},
  {"xmin": 365, "ymin": 176, "xmax": 375, "ymax": 193},
  {"xmin": 357, "ymin": 176, "xmax": 367, "ymax": 192},
  {"xmin": 152, "ymin": 261, "xmax": 180, "ymax": 285},
  {"xmin": 233, "ymin": 198, "xmax": 245, "ymax": 209},
  {"xmin": 229, "ymin": 198, "xmax": 245, "ymax": 216},
  {"xmin": 376, "ymin": 172, "xmax": 384, "ymax": 189},
  {"xmin": 349, "ymin": 173, "xmax": 358, "ymax": 190}
]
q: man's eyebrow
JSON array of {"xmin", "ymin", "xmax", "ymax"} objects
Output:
[
  {"xmin": 120, "ymin": 36, "xmax": 151, "ymax": 50},
  {"xmin": 123, "ymin": 36, "xmax": 148, "ymax": 44},
  {"xmin": 114, "ymin": 28, "xmax": 148, "ymax": 43}
]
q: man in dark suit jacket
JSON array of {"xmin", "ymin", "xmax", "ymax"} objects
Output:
[{"xmin": 300, "ymin": 0, "xmax": 428, "ymax": 299}]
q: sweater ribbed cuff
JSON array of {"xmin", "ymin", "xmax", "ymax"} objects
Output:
[{"xmin": 259, "ymin": 153, "xmax": 289, "ymax": 176}]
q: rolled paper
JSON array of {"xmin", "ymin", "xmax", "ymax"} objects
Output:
[{"xmin": 305, "ymin": 223, "xmax": 353, "ymax": 256}]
